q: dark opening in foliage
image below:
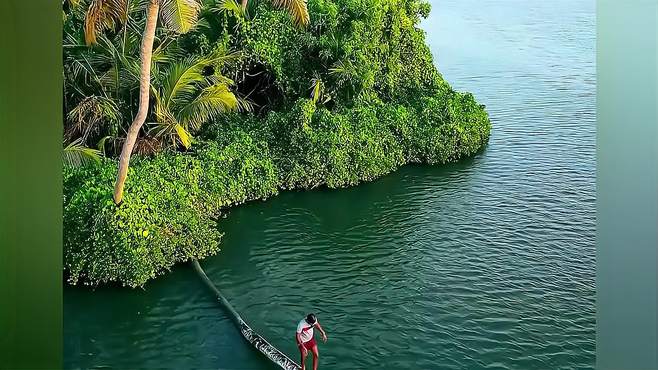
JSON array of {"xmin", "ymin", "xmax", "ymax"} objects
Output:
[{"xmin": 235, "ymin": 62, "xmax": 284, "ymax": 114}]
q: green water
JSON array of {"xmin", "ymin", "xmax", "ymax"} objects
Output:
[{"xmin": 65, "ymin": 0, "xmax": 596, "ymax": 369}]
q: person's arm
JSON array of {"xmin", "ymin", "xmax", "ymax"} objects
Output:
[
  {"xmin": 296, "ymin": 330, "xmax": 308, "ymax": 355},
  {"xmin": 316, "ymin": 321, "xmax": 328, "ymax": 342}
]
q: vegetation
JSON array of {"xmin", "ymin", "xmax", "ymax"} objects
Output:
[{"xmin": 63, "ymin": 0, "xmax": 491, "ymax": 287}]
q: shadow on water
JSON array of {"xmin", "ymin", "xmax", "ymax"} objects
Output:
[{"xmin": 221, "ymin": 154, "xmax": 481, "ymax": 233}]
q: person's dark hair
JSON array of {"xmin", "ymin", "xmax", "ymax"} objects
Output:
[{"xmin": 306, "ymin": 313, "xmax": 317, "ymax": 325}]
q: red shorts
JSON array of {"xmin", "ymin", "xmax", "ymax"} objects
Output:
[{"xmin": 301, "ymin": 337, "xmax": 316, "ymax": 351}]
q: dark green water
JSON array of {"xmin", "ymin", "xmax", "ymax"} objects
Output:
[{"xmin": 65, "ymin": 1, "xmax": 596, "ymax": 369}]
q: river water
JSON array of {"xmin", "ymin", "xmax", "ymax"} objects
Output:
[{"xmin": 64, "ymin": 0, "xmax": 596, "ymax": 369}]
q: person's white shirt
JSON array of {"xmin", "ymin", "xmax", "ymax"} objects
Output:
[{"xmin": 296, "ymin": 319, "xmax": 314, "ymax": 343}]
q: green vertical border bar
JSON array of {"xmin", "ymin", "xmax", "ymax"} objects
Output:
[
  {"xmin": 597, "ymin": 1, "xmax": 658, "ymax": 369},
  {"xmin": 0, "ymin": 0, "xmax": 63, "ymax": 369}
]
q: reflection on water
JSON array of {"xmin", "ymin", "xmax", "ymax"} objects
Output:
[{"xmin": 65, "ymin": 1, "xmax": 596, "ymax": 369}]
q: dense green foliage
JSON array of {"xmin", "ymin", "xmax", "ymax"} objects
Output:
[{"xmin": 64, "ymin": 0, "xmax": 491, "ymax": 287}]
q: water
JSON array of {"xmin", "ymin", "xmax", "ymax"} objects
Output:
[{"xmin": 64, "ymin": 1, "xmax": 596, "ymax": 369}]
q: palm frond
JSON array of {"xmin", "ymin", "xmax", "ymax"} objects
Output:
[
  {"xmin": 160, "ymin": 50, "xmax": 239, "ymax": 109},
  {"xmin": 161, "ymin": 57, "xmax": 205, "ymax": 108},
  {"xmin": 149, "ymin": 116, "xmax": 193, "ymax": 149},
  {"xmin": 179, "ymin": 83, "xmax": 238, "ymax": 130},
  {"xmin": 152, "ymin": 36, "xmax": 183, "ymax": 64},
  {"xmin": 271, "ymin": 0, "xmax": 309, "ymax": 26},
  {"xmin": 93, "ymin": 34, "xmax": 142, "ymax": 93},
  {"xmin": 149, "ymin": 121, "xmax": 193, "ymax": 149},
  {"xmin": 152, "ymin": 89, "xmax": 177, "ymax": 127},
  {"xmin": 329, "ymin": 59, "xmax": 358, "ymax": 85},
  {"xmin": 213, "ymin": 0, "xmax": 246, "ymax": 22},
  {"xmin": 174, "ymin": 123, "xmax": 193, "ymax": 148},
  {"xmin": 150, "ymin": 48, "xmax": 246, "ymax": 150},
  {"xmin": 84, "ymin": 0, "xmax": 128, "ymax": 45},
  {"xmin": 310, "ymin": 76, "xmax": 322, "ymax": 103},
  {"xmin": 150, "ymin": 90, "xmax": 189, "ymax": 148},
  {"xmin": 96, "ymin": 135, "xmax": 114, "ymax": 156},
  {"xmin": 63, "ymin": 138, "xmax": 103, "ymax": 168},
  {"xmin": 159, "ymin": 0, "xmax": 202, "ymax": 34},
  {"xmin": 328, "ymin": 59, "xmax": 351, "ymax": 75},
  {"xmin": 67, "ymin": 95, "xmax": 122, "ymax": 139},
  {"xmin": 235, "ymin": 94, "xmax": 254, "ymax": 112}
]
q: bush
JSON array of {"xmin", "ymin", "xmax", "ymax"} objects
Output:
[
  {"xmin": 197, "ymin": 138, "xmax": 279, "ymax": 209},
  {"xmin": 64, "ymin": 156, "xmax": 221, "ymax": 287}
]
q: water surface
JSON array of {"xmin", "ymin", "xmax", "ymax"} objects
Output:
[{"xmin": 65, "ymin": 1, "xmax": 596, "ymax": 368}]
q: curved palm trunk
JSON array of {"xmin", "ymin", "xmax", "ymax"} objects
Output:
[
  {"xmin": 113, "ymin": 0, "xmax": 160, "ymax": 205},
  {"xmin": 241, "ymin": 0, "xmax": 248, "ymax": 11}
]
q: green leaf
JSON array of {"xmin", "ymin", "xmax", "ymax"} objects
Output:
[
  {"xmin": 63, "ymin": 137, "xmax": 103, "ymax": 168},
  {"xmin": 159, "ymin": 0, "xmax": 202, "ymax": 34}
]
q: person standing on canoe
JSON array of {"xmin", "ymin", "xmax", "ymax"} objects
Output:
[{"xmin": 296, "ymin": 313, "xmax": 327, "ymax": 370}]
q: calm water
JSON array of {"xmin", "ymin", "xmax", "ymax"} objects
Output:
[{"xmin": 64, "ymin": 1, "xmax": 596, "ymax": 369}]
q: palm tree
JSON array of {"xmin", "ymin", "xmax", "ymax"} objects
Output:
[
  {"xmin": 82, "ymin": 0, "xmax": 206, "ymax": 204},
  {"xmin": 238, "ymin": 0, "xmax": 310, "ymax": 26},
  {"xmin": 112, "ymin": 0, "xmax": 161, "ymax": 204}
]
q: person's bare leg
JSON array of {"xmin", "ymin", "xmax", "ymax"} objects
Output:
[
  {"xmin": 311, "ymin": 344, "xmax": 319, "ymax": 370},
  {"xmin": 300, "ymin": 347, "xmax": 308, "ymax": 370}
]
